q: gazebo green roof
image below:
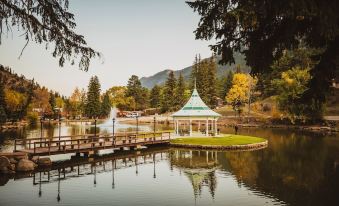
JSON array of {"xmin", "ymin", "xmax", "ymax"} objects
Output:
[{"xmin": 172, "ymin": 89, "xmax": 221, "ymax": 117}]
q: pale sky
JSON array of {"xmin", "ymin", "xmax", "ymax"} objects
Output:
[{"xmin": 0, "ymin": 0, "xmax": 213, "ymax": 96}]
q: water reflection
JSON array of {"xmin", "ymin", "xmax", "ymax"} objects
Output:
[
  {"xmin": 0, "ymin": 141, "xmax": 339, "ymax": 205},
  {"xmin": 1, "ymin": 123, "xmax": 339, "ymax": 205},
  {"xmin": 170, "ymin": 149, "xmax": 219, "ymax": 199}
]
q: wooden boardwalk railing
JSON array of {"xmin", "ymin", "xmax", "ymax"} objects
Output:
[{"xmin": 14, "ymin": 132, "xmax": 171, "ymax": 156}]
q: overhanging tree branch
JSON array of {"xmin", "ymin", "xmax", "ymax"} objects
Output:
[{"xmin": 0, "ymin": 0, "xmax": 100, "ymax": 71}]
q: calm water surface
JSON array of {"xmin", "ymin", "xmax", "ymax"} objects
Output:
[{"xmin": 0, "ymin": 120, "xmax": 338, "ymax": 206}]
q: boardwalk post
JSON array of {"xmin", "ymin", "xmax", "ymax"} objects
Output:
[
  {"xmin": 94, "ymin": 119, "xmax": 97, "ymax": 137},
  {"xmin": 48, "ymin": 140, "xmax": 51, "ymax": 155},
  {"xmin": 77, "ymin": 139, "xmax": 80, "ymax": 153},
  {"xmin": 40, "ymin": 118, "xmax": 43, "ymax": 147},
  {"xmin": 153, "ymin": 116, "xmax": 156, "ymax": 139},
  {"xmin": 136, "ymin": 116, "xmax": 139, "ymax": 135},
  {"xmin": 58, "ymin": 112, "xmax": 61, "ymax": 150},
  {"xmin": 14, "ymin": 139, "xmax": 17, "ymax": 151},
  {"xmin": 112, "ymin": 118, "xmax": 115, "ymax": 146}
]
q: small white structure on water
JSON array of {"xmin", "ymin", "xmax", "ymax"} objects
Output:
[{"xmin": 172, "ymin": 85, "xmax": 221, "ymax": 136}]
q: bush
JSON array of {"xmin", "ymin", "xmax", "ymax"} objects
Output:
[
  {"xmin": 27, "ymin": 111, "xmax": 38, "ymax": 125},
  {"xmin": 262, "ymin": 103, "xmax": 272, "ymax": 112}
]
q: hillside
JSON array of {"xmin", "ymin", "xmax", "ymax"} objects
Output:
[
  {"xmin": 140, "ymin": 53, "xmax": 249, "ymax": 89},
  {"xmin": 0, "ymin": 65, "xmax": 38, "ymax": 93}
]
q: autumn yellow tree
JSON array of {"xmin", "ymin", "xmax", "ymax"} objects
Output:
[
  {"xmin": 5, "ymin": 89, "xmax": 27, "ymax": 120},
  {"xmin": 226, "ymin": 73, "xmax": 257, "ymax": 116}
]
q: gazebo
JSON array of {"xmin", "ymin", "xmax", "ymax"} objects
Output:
[{"xmin": 172, "ymin": 87, "xmax": 221, "ymax": 136}]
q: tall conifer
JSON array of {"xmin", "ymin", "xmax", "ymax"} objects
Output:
[{"xmin": 85, "ymin": 76, "xmax": 101, "ymax": 118}]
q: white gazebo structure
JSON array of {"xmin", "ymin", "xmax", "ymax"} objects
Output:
[{"xmin": 172, "ymin": 87, "xmax": 221, "ymax": 136}]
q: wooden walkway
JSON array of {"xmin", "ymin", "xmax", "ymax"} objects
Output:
[{"xmin": 14, "ymin": 132, "xmax": 171, "ymax": 156}]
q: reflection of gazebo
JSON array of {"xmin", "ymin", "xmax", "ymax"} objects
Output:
[
  {"xmin": 170, "ymin": 149, "xmax": 219, "ymax": 199},
  {"xmin": 172, "ymin": 86, "xmax": 221, "ymax": 136}
]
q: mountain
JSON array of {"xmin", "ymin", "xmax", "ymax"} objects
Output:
[{"xmin": 140, "ymin": 53, "xmax": 249, "ymax": 89}]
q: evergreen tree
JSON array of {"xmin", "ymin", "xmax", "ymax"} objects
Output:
[
  {"xmin": 162, "ymin": 71, "xmax": 177, "ymax": 112},
  {"xmin": 220, "ymin": 71, "xmax": 234, "ymax": 100},
  {"xmin": 49, "ymin": 91, "xmax": 56, "ymax": 109},
  {"xmin": 189, "ymin": 55, "xmax": 212, "ymax": 104},
  {"xmin": 190, "ymin": 55, "xmax": 199, "ymax": 91},
  {"xmin": 85, "ymin": 76, "xmax": 101, "ymax": 118},
  {"xmin": 0, "ymin": 74, "xmax": 7, "ymax": 123},
  {"xmin": 126, "ymin": 75, "xmax": 143, "ymax": 110},
  {"xmin": 150, "ymin": 85, "xmax": 161, "ymax": 108},
  {"xmin": 100, "ymin": 92, "xmax": 111, "ymax": 117},
  {"xmin": 176, "ymin": 72, "xmax": 186, "ymax": 109},
  {"xmin": 206, "ymin": 56, "xmax": 218, "ymax": 108},
  {"xmin": 139, "ymin": 87, "xmax": 150, "ymax": 110}
]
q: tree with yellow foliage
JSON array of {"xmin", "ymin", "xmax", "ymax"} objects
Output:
[
  {"xmin": 272, "ymin": 66, "xmax": 311, "ymax": 122},
  {"xmin": 226, "ymin": 73, "xmax": 257, "ymax": 116}
]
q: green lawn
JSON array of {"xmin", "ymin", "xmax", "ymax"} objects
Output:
[{"xmin": 170, "ymin": 135, "xmax": 266, "ymax": 146}]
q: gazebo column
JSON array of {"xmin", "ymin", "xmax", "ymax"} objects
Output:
[
  {"xmin": 211, "ymin": 119, "xmax": 214, "ymax": 134},
  {"xmin": 174, "ymin": 119, "xmax": 176, "ymax": 135},
  {"xmin": 176, "ymin": 120, "xmax": 179, "ymax": 135},
  {"xmin": 206, "ymin": 119, "xmax": 209, "ymax": 136},
  {"xmin": 215, "ymin": 119, "xmax": 218, "ymax": 135},
  {"xmin": 189, "ymin": 119, "xmax": 192, "ymax": 136}
]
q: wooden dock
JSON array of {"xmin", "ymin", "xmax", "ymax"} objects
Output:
[{"xmin": 13, "ymin": 132, "xmax": 171, "ymax": 156}]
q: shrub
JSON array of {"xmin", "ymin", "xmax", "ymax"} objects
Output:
[{"xmin": 27, "ymin": 111, "xmax": 38, "ymax": 125}]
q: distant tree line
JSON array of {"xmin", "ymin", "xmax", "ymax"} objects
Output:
[
  {"xmin": 0, "ymin": 65, "xmax": 112, "ymax": 124},
  {"xmin": 106, "ymin": 55, "xmax": 239, "ymax": 114}
]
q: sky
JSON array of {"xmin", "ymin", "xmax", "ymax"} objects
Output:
[{"xmin": 0, "ymin": 0, "xmax": 214, "ymax": 96}]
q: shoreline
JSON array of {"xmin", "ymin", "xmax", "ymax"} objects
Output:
[
  {"xmin": 118, "ymin": 116, "xmax": 339, "ymax": 133},
  {"xmin": 1, "ymin": 115, "xmax": 338, "ymax": 133}
]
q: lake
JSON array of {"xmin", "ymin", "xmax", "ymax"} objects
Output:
[{"xmin": 0, "ymin": 119, "xmax": 338, "ymax": 206}]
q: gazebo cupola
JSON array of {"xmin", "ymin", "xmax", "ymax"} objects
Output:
[{"xmin": 171, "ymin": 86, "xmax": 221, "ymax": 136}]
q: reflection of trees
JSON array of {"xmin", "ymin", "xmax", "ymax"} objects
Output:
[
  {"xmin": 222, "ymin": 130, "xmax": 339, "ymax": 206},
  {"xmin": 225, "ymin": 151, "xmax": 259, "ymax": 185},
  {"xmin": 170, "ymin": 149, "xmax": 219, "ymax": 199}
]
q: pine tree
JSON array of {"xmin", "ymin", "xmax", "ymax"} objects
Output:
[
  {"xmin": 220, "ymin": 71, "xmax": 234, "ymax": 100},
  {"xmin": 176, "ymin": 72, "xmax": 186, "ymax": 109},
  {"xmin": 100, "ymin": 92, "xmax": 111, "ymax": 117},
  {"xmin": 126, "ymin": 75, "xmax": 143, "ymax": 110},
  {"xmin": 206, "ymin": 56, "xmax": 218, "ymax": 108},
  {"xmin": 190, "ymin": 55, "xmax": 199, "ymax": 91},
  {"xmin": 0, "ymin": 74, "xmax": 7, "ymax": 123},
  {"xmin": 49, "ymin": 91, "xmax": 56, "ymax": 117},
  {"xmin": 150, "ymin": 85, "xmax": 161, "ymax": 108},
  {"xmin": 162, "ymin": 71, "xmax": 177, "ymax": 112},
  {"xmin": 139, "ymin": 87, "xmax": 150, "ymax": 110},
  {"xmin": 85, "ymin": 76, "xmax": 101, "ymax": 118}
]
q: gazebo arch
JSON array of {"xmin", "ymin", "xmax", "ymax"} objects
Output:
[{"xmin": 172, "ymin": 87, "xmax": 221, "ymax": 136}]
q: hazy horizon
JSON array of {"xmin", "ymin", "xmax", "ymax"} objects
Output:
[{"xmin": 0, "ymin": 0, "xmax": 214, "ymax": 96}]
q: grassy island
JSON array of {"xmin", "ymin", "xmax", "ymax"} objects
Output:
[{"xmin": 170, "ymin": 135, "xmax": 267, "ymax": 150}]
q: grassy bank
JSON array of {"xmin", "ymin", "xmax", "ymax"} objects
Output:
[{"xmin": 170, "ymin": 135, "xmax": 266, "ymax": 146}]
